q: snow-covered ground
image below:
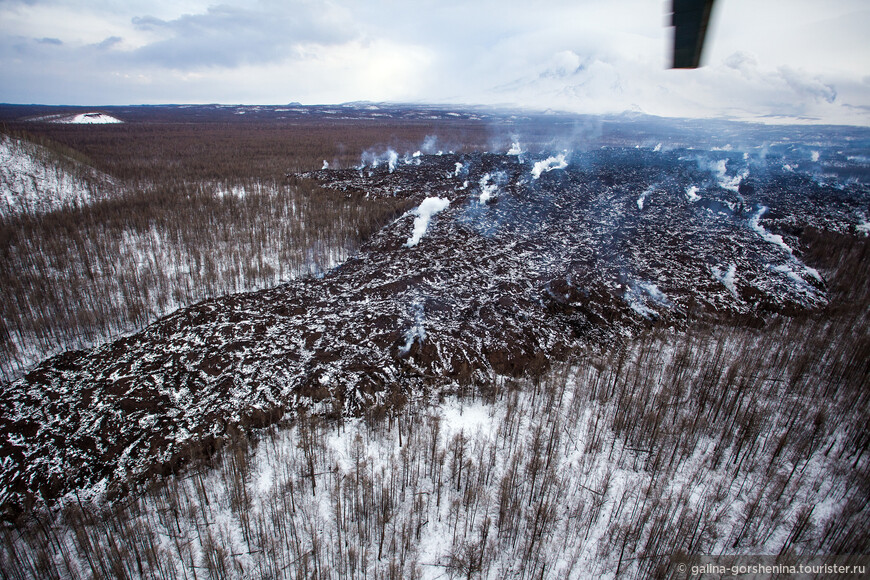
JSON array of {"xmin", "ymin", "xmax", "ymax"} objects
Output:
[
  {"xmin": 40, "ymin": 112, "xmax": 124, "ymax": 124},
  {"xmin": 0, "ymin": 134, "xmax": 113, "ymax": 215}
]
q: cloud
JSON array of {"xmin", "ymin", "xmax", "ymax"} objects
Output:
[
  {"xmin": 96, "ymin": 36, "xmax": 122, "ymax": 49},
  {"xmin": 724, "ymin": 51, "xmax": 758, "ymax": 73},
  {"xmin": 0, "ymin": 0, "xmax": 866, "ymax": 124},
  {"xmin": 542, "ymin": 50, "xmax": 584, "ymax": 78},
  {"xmin": 777, "ymin": 66, "xmax": 837, "ymax": 104},
  {"xmin": 127, "ymin": 3, "xmax": 357, "ymax": 70}
]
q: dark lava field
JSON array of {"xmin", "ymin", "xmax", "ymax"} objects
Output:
[{"xmin": 1, "ymin": 116, "xmax": 869, "ymax": 516}]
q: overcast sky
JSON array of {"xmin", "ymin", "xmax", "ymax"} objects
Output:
[{"xmin": 1, "ymin": 0, "xmax": 868, "ymax": 125}]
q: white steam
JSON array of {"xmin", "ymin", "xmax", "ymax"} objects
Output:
[
  {"xmin": 749, "ymin": 206, "xmax": 791, "ymax": 254},
  {"xmin": 507, "ymin": 141, "xmax": 523, "ymax": 156},
  {"xmin": 321, "ymin": 160, "xmax": 329, "ymax": 170},
  {"xmin": 478, "ymin": 173, "xmax": 498, "ymax": 204},
  {"xmin": 711, "ymin": 264, "xmax": 738, "ymax": 298},
  {"xmin": 398, "ymin": 302, "xmax": 426, "ymax": 356},
  {"xmin": 636, "ymin": 185, "xmax": 655, "ymax": 210},
  {"xmin": 531, "ymin": 153, "xmax": 568, "ymax": 179},
  {"xmin": 712, "ymin": 159, "xmax": 749, "ymax": 193},
  {"xmin": 625, "ymin": 282, "xmax": 671, "ymax": 318},
  {"xmin": 421, "ymin": 135, "xmax": 438, "ymax": 154},
  {"xmin": 406, "ymin": 197, "xmax": 451, "ymax": 247},
  {"xmin": 358, "ymin": 148, "xmax": 401, "ymax": 173},
  {"xmin": 685, "ymin": 185, "xmax": 701, "ymax": 202}
]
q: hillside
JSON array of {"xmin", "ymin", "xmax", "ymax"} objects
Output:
[{"xmin": 0, "ymin": 133, "xmax": 115, "ymax": 216}]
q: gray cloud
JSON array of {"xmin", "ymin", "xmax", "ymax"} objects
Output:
[
  {"xmin": 0, "ymin": 0, "xmax": 866, "ymax": 124},
  {"xmin": 96, "ymin": 36, "xmax": 121, "ymax": 49},
  {"xmin": 778, "ymin": 66, "xmax": 837, "ymax": 104},
  {"xmin": 724, "ymin": 51, "xmax": 757, "ymax": 73},
  {"xmin": 127, "ymin": 3, "xmax": 357, "ymax": 69}
]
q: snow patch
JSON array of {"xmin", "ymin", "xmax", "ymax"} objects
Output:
[
  {"xmin": 0, "ymin": 134, "xmax": 108, "ymax": 215},
  {"xmin": 440, "ymin": 398, "xmax": 495, "ymax": 441},
  {"xmin": 55, "ymin": 112, "xmax": 123, "ymax": 124},
  {"xmin": 857, "ymin": 213, "xmax": 870, "ymax": 236},
  {"xmin": 405, "ymin": 196, "xmax": 450, "ymax": 247},
  {"xmin": 214, "ymin": 184, "xmax": 247, "ymax": 199}
]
